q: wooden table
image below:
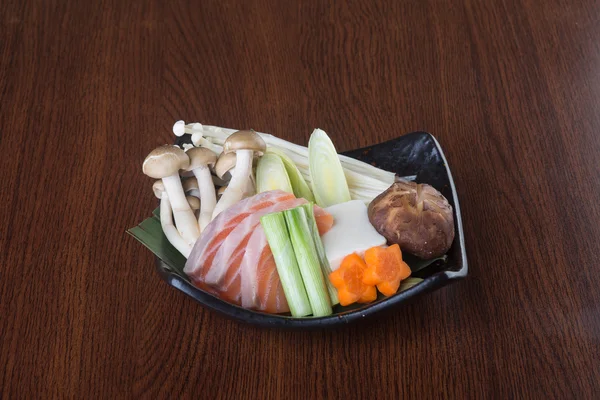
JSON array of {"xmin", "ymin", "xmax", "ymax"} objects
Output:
[{"xmin": 2, "ymin": 0, "xmax": 599, "ymax": 398}]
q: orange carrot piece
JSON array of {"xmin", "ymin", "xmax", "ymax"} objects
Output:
[
  {"xmin": 363, "ymin": 244, "xmax": 411, "ymax": 296},
  {"xmin": 329, "ymin": 253, "xmax": 377, "ymax": 306},
  {"xmin": 358, "ymin": 285, "xmax": 377, "ymax": 303}
]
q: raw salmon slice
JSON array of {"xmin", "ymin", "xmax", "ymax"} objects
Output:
[
  {"xmin": 184, "ymin": 190, "xmax": 295, "ymax": 280},
  {"xmin": 240, "ymin": 205, "xmax": 334, "ymax": 311},
  {"xmin": 205, "ymin": 197, "xmax": 307, "ymax": 285},
  {"xmin": 184, "ymin": 190, "xmax": 334, "ymax": 314},
  {"xmin": 314, "ymin": 206, "xmax": 334, "ymax": 236}
]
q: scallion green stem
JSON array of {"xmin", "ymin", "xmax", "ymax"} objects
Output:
[
  {"xmin": 284, "ymin": 207, "xmax": 332, "ymax": 317},
  {"xmin": 261, "ymin": 212, "xmax": 312, "ymax": 317}
]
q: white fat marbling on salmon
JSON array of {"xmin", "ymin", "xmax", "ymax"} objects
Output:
[
  {"xmin": 183, "ymin": 190, "xmax": 334, "ymax": 314},
  {"xmin": 240, "ymin": 226, "xmax": 269, "ymax": 308},
  {"xmin": 205, "ymin": 197, "xmax": 307, "ymax": 285},
  {"xmin": 184, "ymin": 190, "xmax": 295, "ymax": 280}
]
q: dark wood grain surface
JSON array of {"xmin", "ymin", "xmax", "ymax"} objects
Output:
[{"xmin": 2, "ymin": 0, "xmax": 599, "ymax": 398}]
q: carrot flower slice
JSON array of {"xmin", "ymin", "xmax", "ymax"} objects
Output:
[
  {"xmin": 363, "ymin": 244, "xmax": 411, "ymax": 296},
  {"xmin": 329, "ymin": 254, "xmax": 377, "ymax": 306}
]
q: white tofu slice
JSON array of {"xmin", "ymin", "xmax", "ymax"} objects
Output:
[{"xmin": 321, "ymin": 200, "xmax": 387, "ymax": 271}]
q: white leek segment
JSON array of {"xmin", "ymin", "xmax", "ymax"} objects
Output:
[
  {"xmin": 256, "ymin": 153, "xmax": 294, "ymax": 194},
  {"xmin": 284, "ymin": 207, "xmax": 332, "ymax": 317},
  {"xmin": 159, "ymin": 193, "xmax": 192, "ymax": 258},
  {"xmin": 212, "ymin": 149, "xmax": 253, "ymax": 218},
  {"xmin": 271, "ymin": 153, "xmax": 402, "ymax": 200},
  {"xmin": 191, "ymin": 165, "xmax": 217, "ymax": 231},
  {"xmin": 301, "ymin": 204, "xmax": 338, "ymax": 305},
  {"xmin": 267, "ymin": 149, "xmax": 315, "ymax": 202},
  {"xmin": 261, "ymin": 212, "xmax": 312, "ymax": 317},
  {"xmin": 162, "ymin": 174, "xmax": 200, "ymax": 245},
  {"xmin": 308, "ymin": 129, "xmax": 351, "ymax": 208}
]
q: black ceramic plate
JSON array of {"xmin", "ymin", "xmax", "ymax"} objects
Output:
[{"xmin": 156, "ymin": 132, "xmax": 467, "ymax": 328}]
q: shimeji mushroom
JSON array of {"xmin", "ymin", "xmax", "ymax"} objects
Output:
[
  {"xmin": 184, "ymin": 169, "xmax": 227, "ymax": 191},
  {"xmin": 212, "ymin": 130, "xmax": 266, "ymax": 218},
  {"xmin": 173, "ymin": 120, "xmax": 203, "ymax": 137},
  {"xmin": 214, "ymin": 151, "xmax": 256, "ymax": 197},
  {"xmin": 184, "ymin": 147, "xmax": 218, "ymax": 231},
  {"xmin": 192, "ymin": 135, "xmax": 223, "ymax": 154},
  {"xmin": 143, "ymin": 145, "xmax": 200, "ymax": 245},
  {"xmin": 152, "ymin": 181, "xmax": 192, "ymax": 257},
  {"xmin": 217, "ymin": 185, "xmax": 227, "ymax": 200},
  {"xmin": 187, "ymin": 196, "xmax": 200, "ymax": 218},
  {"xmin": 246, "ymin": 170, "xmax": 256, "ymax": 197},
  {"xmin": 183, "ymin": 177, "xmax": 201, "ymax": 198},
  {"xmin": 211, "ymin": 174, "xmax": 230, "ymax": 187},
  {"xmin": 214, "ymin": 152, "xmax": 237, "ymax": 182},
  {"xmin": 173, "ymin": 120, "xmax": 223, "ymax": 153},
  {"xmin": 182, "ymin": 143, "xmax": 195, "ymax": 151}
]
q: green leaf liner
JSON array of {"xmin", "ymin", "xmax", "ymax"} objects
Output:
[
  {"xmin": 398, "ymin": 277, "xmax": 424, "ymax": 291},
  {"xmin": 127, "ymin": 208, "xmax": 187, "ymax": 278},
  {"xmin": 409, "ymin": 255, "xmax": 448, "ymax": 274}
]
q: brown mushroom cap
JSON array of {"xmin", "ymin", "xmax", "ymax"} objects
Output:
[
  {"xmin": 211, "ymin": 175, "xmax": 230, "ymax": 187},
  {"xmin": 184, "ymin": 147, "xmax": 217, "ymax": 171},
  {"xmin": 152, "ymin": 180, "xmax": 165, "ymax": 199},
  {"xmin": 214, "ymin": 152, "xmax": 237, "ymax": 180},
  {"xmin": 143, "ymin": 145, "xmax": 190, "ymax": 179},
  {"xmin": 368, "ymin": 181, "xmax": 455, "ymax": 259},
  {"xmin": 182, "ymin": 177, "xmax": 199, "ymax": 193},
  {"xmin": 186, "ymin": 196, "xmax": 200, "ymax": 211},
  {"xmin": 222, "ymin": 130, "xmax": 266, "ymax": 156}
]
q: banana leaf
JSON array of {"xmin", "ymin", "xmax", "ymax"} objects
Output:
[
  {"xmin": 127, "ymin": 208, "xmax": 187, "ymax": 277},
  {"xmin": 410, "ymin": 255, "xmax": 448, "ymax": 273}
]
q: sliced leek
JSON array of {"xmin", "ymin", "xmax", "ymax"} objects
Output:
[
  {"xmin": 308, "ymin": 129, "xmax": 351, "ymax": 207},
  {"xmin": 283, "ymin": 207, "xmax": 332, "ymax": 317},
  {"xmin": 261, "ymin": 212, "xmax": 312, "ymax": 317},
  {"xmin": 267, "ymin": 149, "xmax": 315, "ymax": 202},
  {"xmin": 256, "ymin": 153, "xmax": 294, "ymax": 194}
]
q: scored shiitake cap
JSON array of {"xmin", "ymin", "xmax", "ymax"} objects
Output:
[
  {"xmin": 368, "ymin": 181, "xmax": 455, "ymax": 259},
  {"xmin": 214, "ymin": 152, "xmax": 237, "ymax": 180},
  {"xmin": 152, "ymin": 180, "xmax": 165, "ymax": 199},
  {"xmin": 222, "ymin": 130, "xmax": 266, "ymax": 156},
  {"xmin": 184, "ymin": 147, "xmax": 217, "ymax": 171},
  {"xmin": 143, "ymin": 145, "xmax": 190, "ymax": 179}
]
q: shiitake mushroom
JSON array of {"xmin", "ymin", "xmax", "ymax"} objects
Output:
[{"xmin": 368, "ymin": 181, "xmax": 455, "ymax": 259}]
